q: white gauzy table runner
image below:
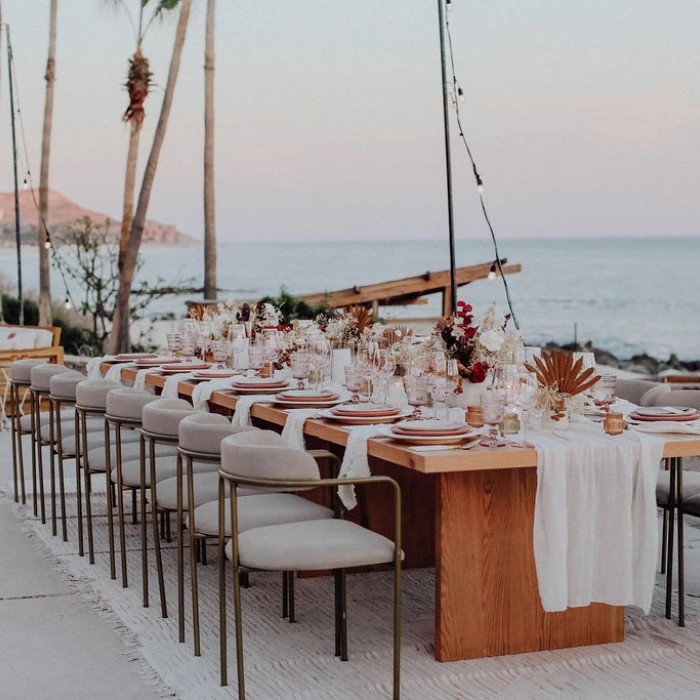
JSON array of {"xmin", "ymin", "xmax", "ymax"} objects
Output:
[{"xmin": 531, "ymin": 417, "xmax": 664, "ymax": 613}]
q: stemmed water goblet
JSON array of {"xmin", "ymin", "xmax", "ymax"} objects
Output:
[
  {"xmin": 247, "ymin": 343, "xmax": 265, "ymax": 376},
  {"xmin": 211, "ymin": 340, "xmax": 229, "ymax": 369},
  {"xmin": 481, "ymin": 387, "xmax": 506, "ymax": 448},
  {"xmin": 372, "ymin": 349, "xmax": 395, "ymax": 405},
  {"xmin": 166, "ymin": 332, "xmax": 181, "ymax": 359},
  {"xmin": 262, "ymin": 328, "xmax": 281, "ymax": 370},
  {"xmin": 403, "ymin": 375, "xmax": 429, "ymax": 420},
  {"xmin": 592, "ymin": 374, "xmax": 617, "ymax": 411},
  {"xmin": 309, "ymin": 337, "xmax": 332, "ymax": 390},
  {"xmin": 229, "ymin": 324, "xmax": 247, "ymax": 370},
  {"xmin": 344, "ymin": 364, "xmax": 364, "ymax": 403},
  {"xmin": 290, "ymin": 352, "xmax": 311, "ymax": 390},
  {"xmin": 196, "ymin": 322, "xmax": 213, "ymax": 361}
]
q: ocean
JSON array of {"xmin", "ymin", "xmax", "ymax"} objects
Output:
[{"xmin": 1, "ymin": 237, "xmax": 698, "ymax": 361}]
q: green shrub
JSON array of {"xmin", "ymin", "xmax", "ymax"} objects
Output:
[{"xmin": 1, "ymin": 294, "xmax": 40, "ymax": 326}]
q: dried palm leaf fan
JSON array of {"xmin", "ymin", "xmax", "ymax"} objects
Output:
[
  {"xmin": 524, "ymin": 349, "xmax": 600, "ymax": 421},
  {"xmin": 383, "ymin": 325, "xmax": 414, "ymax": 347},
  {"xmin": 347, "ymin": 305, "xmax": 373, "ymax": 335}
]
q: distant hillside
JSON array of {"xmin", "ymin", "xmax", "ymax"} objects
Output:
[{"xmin": 0, "ymin": 190, "xmax": 200, "ymax": 247}]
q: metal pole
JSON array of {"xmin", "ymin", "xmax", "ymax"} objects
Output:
[
  {"xmin": 436, "ymin": 0, "xmax": 457, "ymax": 315},
  {"xmin": 7, "ymin": 25, "xmax": 24, "ymax": 325}
]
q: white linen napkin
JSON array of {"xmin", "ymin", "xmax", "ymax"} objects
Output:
[
  {"xmin": 230, "ymin": 395, "xmax": 274, "ymax": 427},
  {"xmin": 161, "ymin": 372, "xmax": 193, "ymax": 399},
  {"xmin": 191, "ymin": 377, "xmax": 234, "ymax": 411},
  {"xmin": 133, "ymin": 368, "xmax": 161, "ymax": 392},
  {"xmin": 532, "ymin": 419, "xmax": 664, "ymax": 613},
  {"xmin": 280, "ymin": 409, "xmax": 323, "ymax": 450},
  {"xmin": 105, "ymin": 362, "xmax": 133, "ymax": 382},
  {"xmin": 631, "ymin": 419, "xmax": 700, "ymax": 435},
  {"xmin": 86, "ymin": 356, "xmax": 112, "ymax": 379}
]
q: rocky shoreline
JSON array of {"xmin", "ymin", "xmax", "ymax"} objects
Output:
[{"xmin": 545, "ymin": 341, "xmax": 700, "ymax": 377}]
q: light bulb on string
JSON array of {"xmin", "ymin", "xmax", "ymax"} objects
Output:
[
  {"xmin": 446, "ymin": 0, "xmax": 453, "ymax": 11},
  {"xmin": 457, "ymin": 87, "xmax": 464, "ymax": 103},
  {"xmin": 64, "ymin": 296, "xmax": 72, "ymax": 310},
  {"xmin": 22, "ymin": 178, "xmax": 29, "ymax": 190},
  {"xmin": 44, "ymin": 240, "xmax": 51, "ymax": 250},
  {"xmin": 488, "ymin": 263, "xmax": 497, "ymax": 281}
]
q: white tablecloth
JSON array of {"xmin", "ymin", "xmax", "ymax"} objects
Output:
[{"xmin": 532, "ymin": 417, "xmax": 664, "ymax": 613}]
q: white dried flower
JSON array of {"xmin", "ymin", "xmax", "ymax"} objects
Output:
[{"xmin": 479, "ymin": 329, "xmax": 504, "ymax": 353}]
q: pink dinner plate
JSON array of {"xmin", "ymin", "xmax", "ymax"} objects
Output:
[{"xmin": 629, "ymin": 410, "xmax": 700, "ymax": 422}]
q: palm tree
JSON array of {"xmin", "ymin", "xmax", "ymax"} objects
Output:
[
  {"xmin": 203, "ymin": 0, "xmax": 217, "ymax": 300},
  {"xmin": 106, "ymin": 0, "xmax": 182, "ymax": 352},
  {"xmin": 37, "ymin": 0, "xmax": 58, "ymax": 326},
  {"xmin": 109, "ymin": 0, "xmax": 193, "ymax": 352}
]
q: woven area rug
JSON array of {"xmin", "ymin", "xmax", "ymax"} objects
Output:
[{"xmin": 13, "ymin": 474, "xmax": 700, "ymax": 699}]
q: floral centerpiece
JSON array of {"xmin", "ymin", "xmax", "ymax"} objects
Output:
[
  {"xmin": 435, "ymin": 302, "xmax": 522, "ymax": 391},
  {"xmin": 316, "ymin": 306, "xmax": 374, "ymax": 347}
]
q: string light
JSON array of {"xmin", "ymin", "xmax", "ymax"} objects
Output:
[
  {"xmin": 488, "ymin": 262, "xmax": 497, "ymax": 281},
  {"xmin": 457, "ymin": 86, "xmax": 464, "ymax": 103},
  {"xmin": 44, "ymin": 240, "xmax": 51, "ymax": 250},
  {"xmin": 22, "ymin": 177, "xmax": 28, "ymax": 190},
  {"xmin": 446, "ymin": 0, "xmax": 453, "ymax": 11},
  {"xmin": 64, "ymin": 295, "xmax": 72, "ymax": 310}
]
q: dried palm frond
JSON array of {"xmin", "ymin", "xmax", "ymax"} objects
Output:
[
  {"xmin": 383, "ymin": 325, "xmax": 414, "ymax": 347},
  {"xmin": 188, "ymin": 304, "xmax": 205, "ymax": 321},
  {"xmin": 347, "ymin": 305, "xmax": 373, "ymax": 335},
  {"xmin": 123, "ymin": 50, "xmax": 152, "ymax": 125},
  {"xmin": 524, "ymin": 349, "xmax": 600, "ymax": 397}
]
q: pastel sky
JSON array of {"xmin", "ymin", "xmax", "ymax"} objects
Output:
[{"xmin": 0, "ymin": 0, "xmax": 698, "ymax": 242}]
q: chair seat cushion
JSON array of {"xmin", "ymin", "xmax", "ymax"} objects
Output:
[
  {"xmin": 18, "ymin": 410, "xmax": 89, "ymax": 434},
  {"xmin": 86, "ymin": 441, "xmax": 178, "ymax": 472},
  {"xmin": 657, "ymin": 471, "xmax": 700, "ymax": 507},
  {"xmin": 142, "ymin": 398, "xmax": 196, "ymax": 438},
  {"xmin": 230, "ymin": 518, "xmax": 399, "ymax": 571},
  {"xmin": 106, "ymin": 388, "xmax": 158, "ymax": 421},
  {"xmin": 62, "ymin": 429, "xmax": 140, "ymax": 457},
  {"xmin": 10, "ymin": 359, "xmax": 47, "ymax": 383},
  {"xmin": 112, "ymin": 455, "xmax": 210, "ymax": 488},
  {"xmin": 30, "ymin": 364, "xmax": 69, "ymax": 391},
  {"xmin": 189, "ymin": 493, "xmax": 333, "ymax": 537},
  {"xmin": 49, "ymin": 372, "xmax": 86, "ymax": 400},
  {"xmin": 75, "ymin": 379, "xmax": 122, "ymax": 410}
]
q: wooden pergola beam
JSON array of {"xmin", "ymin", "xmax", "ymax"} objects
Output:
[{"xmin": 297, "ymin": 260, "xmax": 521, "ymax": 311}]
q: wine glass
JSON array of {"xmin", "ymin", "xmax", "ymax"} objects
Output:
[
  {"xmin": 196, "ymin": 322, "xmax": 213, "ymax": 361},
  {"xmin": 481, "ymin": 387, "xmax": 506, "ymax": 448},
  {"xmin": 211, "ymin": 340, "xmax": 229, "ymax": 369},
  {"xmin": 290, "ymin": 352, "xmax": 311, "ymax": 390},
  {"xmin": 512, "ymin": 372, "xmax": 538, "ymax": 448},
  {"xmin": 403, "ymin": 375, "xmax": 429, "ymax": 420},
  {"xmin": 592, "ymin": 374, "xmax": 617, "ymax": 410},
  {"xmin": 180, "ymin": 331, "xmax": 196, "ymax": 363},
  {"xmin": 248, "ymin": 344, "xmax": 265, "ymax": 375},
  {"xmin": 344, "ymin": 364, "xmax": 364, "ymax": 403},
  {"xmin": 166, "ymin": 332, "xmax": 181, "ymax": 359},
  {"xmin": 373, "ymin": 349, "xmax": 396, "ymax": 405},
  {"xmin": 262, "ymin": 329, "xmax": 280, "ymax": 371},
  {"xmin": 309, "ymin": 337, "xmax": 332, "ymax": 390}
]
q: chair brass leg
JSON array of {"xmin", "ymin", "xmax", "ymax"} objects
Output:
[
  {"xmin": 36, "ymin": 393, "xmax": 46, "ymax": 525},
  {"xmin": 282, "ymin": 571, "xmax": 288, "ymax": 619},
  {"xmin": 665, "ymin": 458, "xmax": 677, "ymax": 619},
  {"xmin": 14, "ymin": 385, "xmax": 26, "ymax": 505},
  {"xmin": 150, "ymin": 442, "xmax": 168, "ymax": 618},
  {"xmin": 176, "ymin": 453, "xmax": 185, "ymax": 644},
  {"xmin": 218, "ymin": 477, "xmax": 228, "ymax": 687},
  {"xmin": 115, "ymin": 423, "xmax": 129, "ymax": 588},
  {"xmin": 333, "ymin": 570, "xmax": 342, "ymax": 657},
  {"xmin": 678, "ymin": 509, "xmax": 685, "ymax": 627},
  {"xmin": 234, "ymin": 562, "xmax": 245, "ymax": 699},
  {"xmin": 55, "ymin": 400, "xmax": 68, "ymax": 542},
  {"xmin": 340, "ymin": 569, "xmax": 348, "ymax": 661},
  {"xmin": 202, "ymin": 540, "xmax": 208, "ymax": 566},
  {"xmin": 187, "ymin": 456, "xmax": 201, "ymax": 656},
  {"xmin": 10, "ymin": 385, "xmax": 19, "ymax": 504},
  {"xmin": 140, "ymin": 434, "xmax": 149, "ymax": 608},
  {"xmin": 75, "ymin": 410, "xmax": 84, "ymax": 557},
  {"xmin": 48, "ymin": 400, "xmax": 57, "ymax": 536},
  {"xmin": 132, "ymin": 487, "xmax": 138, "ymax": 525},
  {"xmin": 82, "ymin": 412, "xmax": 95, "ymax": 565},
  {"xmin": 661, "ymin": 507, "xmax": 668, "ymax": 574},
  {"xmin": 288, "ymin": 572, "xmax": 295, "ymax": 624},
  {"xmin": 105, "ymin": 422, "xmax": 116, "ymax": 580},
  {"xmin": 30, "ymin": 390, "xmax": 38, "ymax": 516},
  {"xmin": 393, "ymin": 558, "xmax": 402, "ymax": 699}
]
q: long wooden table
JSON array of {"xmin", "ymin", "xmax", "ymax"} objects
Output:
[{"xmin": 109, "ymin": 364, "xmax": 700, "ymax": 662}]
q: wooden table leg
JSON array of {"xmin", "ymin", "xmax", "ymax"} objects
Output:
[{"xmin": 435, "ymin": 466, "xmax": 624, "ymax": 661}]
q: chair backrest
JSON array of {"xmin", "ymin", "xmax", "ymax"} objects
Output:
[
  {"xmin": 615, "ymin": 379, "xmax": 660, "ymax": 405},
  {"xmin": 178, "ymin": 412, "xmax": 257, "ymax": 454},
  {"xmin": 643, "ymin": 389, "xmax": 700, "ymax": 410},
  {"xmin": 220, "ymin": 430, "xmax": 319, "ymax": 484},
  {"xmin": 142, "ymin": 397, "xmax": 197, "ymax": 437}
]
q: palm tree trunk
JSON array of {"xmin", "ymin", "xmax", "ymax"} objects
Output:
[
  {"xmin": 203, "ymin": 0, "xmax": 217, "ymax": 300},
  {"xmin": 110, "ymin": 0, "xmax": 193, "ymax": 353},
  {"xmin": 38, "ymin": 0, "xmax": 58, "ymax": 327}
]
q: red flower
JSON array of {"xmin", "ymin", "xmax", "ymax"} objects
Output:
[{"xmin": 469, "ymin": 362, "xmax": 488, "ymax": 383}]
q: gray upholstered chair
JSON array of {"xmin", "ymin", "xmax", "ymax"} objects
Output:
[
  {"xmin": 217, "ymin": 435, "xmax": 401, "ymax": 698},
  {"xmin": 140, "ymin": 398, "xmax": 199, "ymax": 617},
  {"xmin": 164, "ymin": 412, "xmax": 257, "ymax": 654},
  {"xmin": 615, "ymin": 378, "xmax": 661, "ymax": 406},
  {"xmin": 103, "ymin": 388, "xmax": 177, "ymax": 586},
  {"xmin": 8, "ymin": 359, "xmax": 47, "ymax": 507},
  {"xmin": 29, "ymin": 363, "xmax": 72, "ymax": 524},
  {"xmin": 74, "ymin": 379, "xmax": 130, "ymax": 563}
]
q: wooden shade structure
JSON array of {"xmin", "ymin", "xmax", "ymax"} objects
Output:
[{"xmin": 297, "ymin": 259, "xmax": 521, "ymax": 317}]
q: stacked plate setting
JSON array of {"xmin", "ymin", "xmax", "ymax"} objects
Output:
[
  {"xmin": 230, "ymin": 376, "xmax": 291, "ymax": 394},
  {"xmin": 382, "ymin": 419, "xmax": 477, "ymax": 444},
  {"xmin": 114, "ymin": 353, "xmax": 158, "ymax": 362},
  {"xmin": 133, "ymin": 356, "xmax": 184, "ymax": 368},
  {"xmin": 191, "ymin": 368, "xmax": 243, "ymax": 379},
  {"xmin": 628, "ymin": 406, "xmax": 700, "ymax": 422},
  {"xmin": 159, "ymin": 361, "xmax": 211, "ymax": 374},
  {"xmin": 273, "ymin": 388, "xmax": 344, "ymax": 408},
  {"xmin": 322, "ymin": 404, "xmax": 410, "ymax": 424}
]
